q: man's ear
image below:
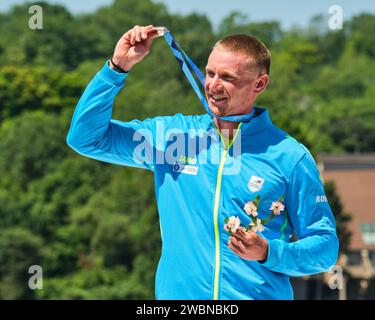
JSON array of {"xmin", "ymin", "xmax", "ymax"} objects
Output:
[{"xmin": 254, "ymin": 73, "xmax": 269, "ymax": 94}]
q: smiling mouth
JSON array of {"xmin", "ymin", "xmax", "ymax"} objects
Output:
[{"xmin": 209, "ymin": 94, "xmax": 228, "ymax": 104}]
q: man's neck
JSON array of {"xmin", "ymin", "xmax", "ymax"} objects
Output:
[{"xmin": 214, "ymin": 118, "xmax": 240, "ymax": 140}]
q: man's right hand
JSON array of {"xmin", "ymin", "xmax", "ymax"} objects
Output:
[{"xmin": 110, "ymin": 25, "xmax": 160, "ymax": 72}]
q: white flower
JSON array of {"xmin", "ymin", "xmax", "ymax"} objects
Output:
[
  {"xmin": 250, "ymin": 218, "xmax": 265, "ymax": 232},
  {"xmin": 244, "ymin": 201, "xmax": 258, "ymax": 217},
  {"xmin": 224, "ymin": 216, "xmax": 241, "ymax": 233},
  {"xmin": 269, "ymin": 201, "xmax": 285, "ymax": 216}
]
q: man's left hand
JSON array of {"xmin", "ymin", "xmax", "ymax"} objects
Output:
[{"xmin": 228, "ymin": 227, "xmax": 269, "ymax": 262}]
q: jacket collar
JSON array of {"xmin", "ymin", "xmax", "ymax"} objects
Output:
[
  {"xmin": 204, "ymin": 106, "xmax": 273, "ymax": 136},
  {"xmin": 239, "ymin": 107, "xmax": 273, "ymax": 136}
]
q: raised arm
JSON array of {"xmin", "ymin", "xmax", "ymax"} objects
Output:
[{"xmin": 66, "ymin": 25, "xmax": 162, "ymax": 170}]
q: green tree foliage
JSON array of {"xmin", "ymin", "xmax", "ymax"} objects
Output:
[
  {"xmin": 350, "ymin": 13, "xmax": 375, "ymax": 58},
  {"xmin": 0, "ymin": 3, "xmax": 81, "ymax": 69},
  {"xmin": 0, "ymin": 228, "xmax": 44, "ymax": 299},
  {"xmin": 0, "ymin": 111, "xmax": 68, "ymax": 192},
  {"xmin": 36, "ymin": 265, "xmax": 153, "ymax": 299},
  {"xmin": 0, "ymin": 66, "xmax": 77, "ymax": 121},
  {"xmin": 218, "ymin": 12, "xmax": 282, "ymax": 48},
  {"xmin": 1, "ymin": 0, "xmax": 372, "ymax": 299},
  {"xmin": 23, "ymin": 157, "xmax": 112, "ymax": 239}
]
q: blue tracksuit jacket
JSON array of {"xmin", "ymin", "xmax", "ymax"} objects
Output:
[{"xmin": 67, "ymin": 62, "xmax": 339, "ymax": 300}]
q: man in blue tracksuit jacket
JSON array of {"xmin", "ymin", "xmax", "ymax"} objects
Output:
[{"xmin": 67, "ymin": 25, "xmax": 339, "ymax": 300}]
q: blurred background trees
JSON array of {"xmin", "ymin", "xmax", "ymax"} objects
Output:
[{"xmin": 1, "ymin": 0, "xmax": 373, "ymax": 299}]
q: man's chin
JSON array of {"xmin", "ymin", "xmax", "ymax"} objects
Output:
[{"xmin": 208, "ymin": 105, "xmax": 225, "ymax": 117}]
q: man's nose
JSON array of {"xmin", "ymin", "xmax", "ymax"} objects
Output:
[{"xmin": 208, "ymin": 75, "xmax": 223, "ymax": 91}]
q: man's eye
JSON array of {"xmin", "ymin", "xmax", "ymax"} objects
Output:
[
  {"xmin": 206, "ymin": 71, "xmax": 214, "ymax": 77},
  {"xmin": 223, "ymin": 76, "xmax": 234, "ymax": 81}
]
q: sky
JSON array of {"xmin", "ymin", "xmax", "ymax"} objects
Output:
[{"xmin": 1, "ymin": 0, "xmax": 375, "ymax": 30}]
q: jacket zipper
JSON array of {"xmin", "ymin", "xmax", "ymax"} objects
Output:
[
  {"xmin": 212, "ymin": 123, "xmax": 242, "ymax": 300},
  {"xmin": 213, "ymin": 148, "xmax": 228, "ymax": 300}
]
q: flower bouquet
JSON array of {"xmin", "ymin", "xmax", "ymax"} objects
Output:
[{"xmin": 224, "ymin": 195, "xmax": 286, "ymax": 234}]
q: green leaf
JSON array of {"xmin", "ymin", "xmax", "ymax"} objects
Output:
[
  {"xmin": 250, "ymin": 215, "xmax": 257, "ymax": 224},
  {"xmin": 252, "ymin": 195, "xmax": 261, "ymax": 207}
]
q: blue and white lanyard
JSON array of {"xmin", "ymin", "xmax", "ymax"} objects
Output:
[{"xmin": 161, "ymin": 30, "xmax": 256, "ymax": 123}]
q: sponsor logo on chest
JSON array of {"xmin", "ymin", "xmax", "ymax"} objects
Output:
[
  {"xmin": 173, "ymin": 155, "xmax": 199, "ymax": 175},
  {"xmin": 173, "ymin": 163, "xmax": 198, "ymax": 175},
  {"xmin": 248, "ymin": 175, "xmax": 265, "ymax": 192}
]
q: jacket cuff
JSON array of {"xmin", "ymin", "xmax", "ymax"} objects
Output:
[
  {"xmin": 99, "ymin": 60, "xmax": 129, "ymax": 86},
  {"xmin": 259, "ymin": 239, "xmax": 284, "ymax": 269}
]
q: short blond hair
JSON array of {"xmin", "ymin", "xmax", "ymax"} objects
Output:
[{"xmin": 214, "ymin": 34, "xmax": 271, "ymax": 74}]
